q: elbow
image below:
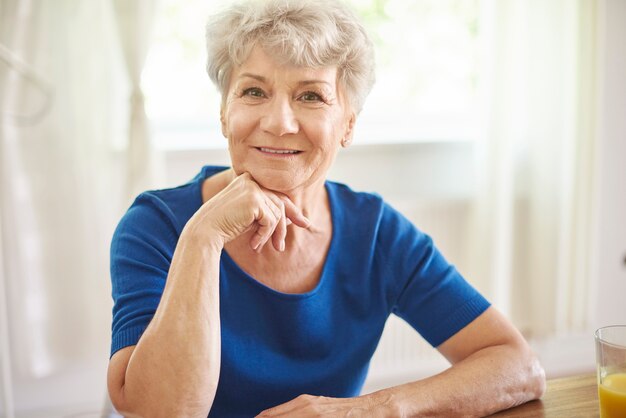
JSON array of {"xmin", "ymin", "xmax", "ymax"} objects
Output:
[
  {"xmin": 109, "ymin": 385, "xmax": 216, "ymax": 418},
  {"xmin": 514, "ymin": 345, "xmax": 546, "ymax": 402},
  {"xmin": 108, "ymin": 387, "xmax": 138, "ymax": 418},
  {"xmin": 107, "ymin": 377, "xmax": 132, "ymax": 417},
  {"xmin": 111, "ymin": 402, "xmax": 213, "ymax": 418},
  {"xmin": 502, "ymin": 341, "xmax": 546, "ymax": 405},
  {"xmin": 108, "ymin": 385, "xmax": 147, "ymax": 418},
  {"xmin": 528, "ymin": 354, "xmax": 547, "ymax": 399}
]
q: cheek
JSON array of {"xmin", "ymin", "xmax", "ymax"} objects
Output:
[
  {"xmin": 305, "ymin": 113, "xmax": 343, "ymax": 143},
  {"xmin": 317, "ymin": 118, "xmax": 345, "ymax": 151},
  {"xmin": 224, "ymin": 106, "xmax": 255, "ymax": 141}
]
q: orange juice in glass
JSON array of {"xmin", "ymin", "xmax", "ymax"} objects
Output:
[{"xmin": 596, "ymin": 326, "xmax": 626, "ymax": 418}]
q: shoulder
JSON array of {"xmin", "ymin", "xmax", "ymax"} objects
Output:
[
  {"xmin": 326, "ymin": 180, "xmax": 423, "ymax": 246},
  {"xmin": 118, "ymin": 165, "xmax": 229, "ymax": 235},
  {"xmin": 326, "ymin": 180, "xmax": 384, "ymax": 216},
  {"xmin": 327, "ymin": 180, "xmax": 418, "ymax": 226},
  {"xmin": 112, "ymin": 165, "xmax": 229, "ymax": 255}
]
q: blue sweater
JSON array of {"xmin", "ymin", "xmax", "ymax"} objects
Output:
[{"xmin": 110, "ymin": 165, "xmax": 489, "ymax": 417}]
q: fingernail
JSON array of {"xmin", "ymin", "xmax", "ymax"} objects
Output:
[{"xmin": 280, "ymin": 241, "xmax": 285, "ymax": 252}]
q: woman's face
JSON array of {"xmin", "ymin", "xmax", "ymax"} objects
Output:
[{"xmin": 221, "ymin": 46, "xmax": 355, "ymax": 194}]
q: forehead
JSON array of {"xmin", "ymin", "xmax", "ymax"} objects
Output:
[{"xmin": 231, "ymin": 46, "xmax": 339, "ymax": 87}]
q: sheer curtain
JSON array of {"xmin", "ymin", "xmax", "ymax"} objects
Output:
[
  {"xmin": 112, "ymin": 0, "xmax": 162, "ymax": 199},
  {"xmin": 464, "ymin": 0, "xmax": 599, "ymax": 337},
  {"xmin": 0, "ymin": 0, "xmax": 157, "ymax": 414}
]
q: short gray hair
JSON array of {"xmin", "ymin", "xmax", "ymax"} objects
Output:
[{"xmin": 205, "ymin": 0, "xmax": 376, "ymax": 113}]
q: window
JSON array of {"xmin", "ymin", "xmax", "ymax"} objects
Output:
[{"xmin": 143, "ymin": 0, "xmax": 481, "ymax": 150}]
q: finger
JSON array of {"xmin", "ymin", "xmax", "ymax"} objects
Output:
[
  {"xmin": 272, "ymin": 202, "xmax": 287, "ymax": 252},
  {"xmin": 264, "ymin": 193, "xmax": 287, "ymax": 252},
  {"xmin": 250, "ymin": 196, "xmax": 282, "ymax": 251},
  {"xmin": 254, "ymin": 184, "xmax": 309, "ymax": 228},
  {"xmin": 277, "ymin": 214, "xmax": 287, "ymax": 251},
  {"xmin": 256, "ymin": 395, "xmax": 319, "ymax": 417},
  {"xmin": 279, "ymin": 196, "xmax": 311, "ymax": 228},
  {"xmin": 255, "ymin": 400, "xmax": 297, "ymax": 417}
]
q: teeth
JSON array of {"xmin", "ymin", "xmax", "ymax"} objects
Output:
[{"xmin": 259, "ymin": 148, "xmax": 299, "ymax": 154}]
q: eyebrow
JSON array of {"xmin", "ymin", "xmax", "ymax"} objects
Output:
[
  {"xmin": 238, "ymin": 72, "xmax": 333, "ymax": 88},
  {"xmin": 239, "ymin": 73, "xmax": 266, "ymax": 83}
]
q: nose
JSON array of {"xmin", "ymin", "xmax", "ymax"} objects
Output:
[{"xmin": 260, "ymin": 95, "xmax": 299, "ymax": 136}]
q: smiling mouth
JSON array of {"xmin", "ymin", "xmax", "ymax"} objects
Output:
[{"xmin": 256, "ymin": 147, "xmax": 302, "ymax": 155}]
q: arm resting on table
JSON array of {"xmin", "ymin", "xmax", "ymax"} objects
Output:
[{"xmin": 368, "ymin": 307, "xmax": 546, "ymax": 417}]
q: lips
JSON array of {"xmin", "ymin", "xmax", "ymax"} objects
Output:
[{"xmin": 256, "ymin": 147, "xmax": 302, "ymax": 155}]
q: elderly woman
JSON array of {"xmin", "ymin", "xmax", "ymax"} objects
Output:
[{"xmin": 107, "ymin": 0, "xmax": 545, "ymax": 416}]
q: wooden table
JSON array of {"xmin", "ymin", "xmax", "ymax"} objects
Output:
[{"xmin": 488, "ymin": 373, "xmax": 599, "ymax": 417}]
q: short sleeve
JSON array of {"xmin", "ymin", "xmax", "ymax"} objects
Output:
[
  {"xmin": 378, "ymin": 203, "xmax": 490, "ymax": 347},
  {"xmin": 109, "ymin": 193, "xmax": 180, "ymax": 357}
]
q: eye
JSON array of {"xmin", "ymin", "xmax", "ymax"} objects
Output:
[
  {"xmin": 299, "ymin": 91, "xmax": 324, "ymax": 103},
  {"xmin": 242, "ymin": 87, "xmax": 265, "ymax": 98}
]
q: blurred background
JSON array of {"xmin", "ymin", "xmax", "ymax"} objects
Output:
[{"xmin": 1, "ymin": 0, "xmax": 625, "ymax": 416}]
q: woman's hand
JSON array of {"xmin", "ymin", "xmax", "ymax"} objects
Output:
[
  {"xmin": 186, "ymin": 172, "xmax": 310, "ymax": 252},
  {"xmin": 256, "ymin": 394, "xmax": 392, "ymax": 417}
]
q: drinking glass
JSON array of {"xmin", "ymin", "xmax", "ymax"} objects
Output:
[{"xmin": 596, "ymin": 325, "xmax": 626, "ymax": 417}]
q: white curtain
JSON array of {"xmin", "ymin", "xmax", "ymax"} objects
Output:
[
  {"xmin": 0, "ymin": 0, "xmax": 121, "ymax": 376},
  {"xmin": 113, "ymin": 0, "xmax": 161, "ymax": 199},
  {"xmin": 0, "ymin": 0, "xmax": 157, "ymax": 414},
  {"xmin": 464, "ymin": 0, "xmax": 599, "ymax": 337}
]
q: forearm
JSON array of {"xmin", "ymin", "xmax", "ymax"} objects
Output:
[
  {"xmin": 119, "ymin": 236, "xmax": 222, "ymax": 418},
  {"xmin": 368, "ymin": 343, "xmax": 545, "ymax": 418}
]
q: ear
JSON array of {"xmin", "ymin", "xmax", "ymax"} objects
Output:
[
  {"xmin": 341, "ymin": 112, "xmax": 356, "ymax": 148},
  {"xmin": 220, "ymin": 107, "xmax": 227, "ymax": 138}
]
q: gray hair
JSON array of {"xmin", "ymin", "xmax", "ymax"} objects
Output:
[{"xmin": 205, "ymin": 0, "xmax": 376, "ymax": 113}]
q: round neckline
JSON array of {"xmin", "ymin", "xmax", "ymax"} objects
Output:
[{"xmin": 196, "ymin": 165, "xmax": 337, "ymax": 300}]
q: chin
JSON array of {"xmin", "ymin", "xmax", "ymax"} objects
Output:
[
  {"xmin": 230, "ymin": 164, "xmax": 295, "ymax": 191},
  {"xmin": 233, "ymin": 162, "xmax": 323, "ymax": 195},
  {"xmin": 250, "ymin": 171, "xmax": 299, "ymax": 193}
]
